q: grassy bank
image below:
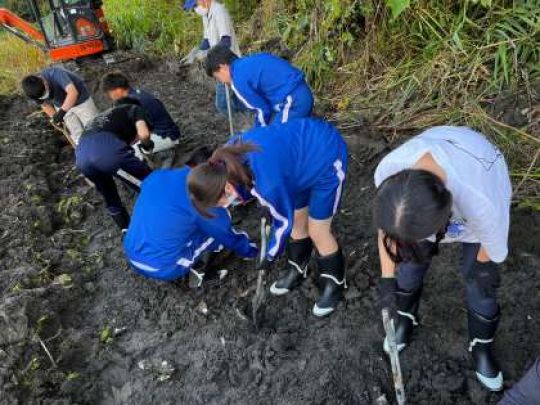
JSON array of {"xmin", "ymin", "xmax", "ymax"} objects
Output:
[{"xmin": 0, "ymin": 34, "xmax": 47, "ymax": 95}]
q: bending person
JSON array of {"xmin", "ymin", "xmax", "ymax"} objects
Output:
[
  {"xmin": 75, "ymin": 98, "xmax": 154, "ymax": 231},
  {"xmin": 101, "ymin": 71, "xmax": 182, "ymax": 161},
  {"xmin": 182, "ymin": 0, "xmax": 245, "ymax": 115},
  {"xmin": 188, "ymin": 118, "xmax": 348, "ymax": 316},
  {"xmin": 373, "ymin": 126, "xmax": 512, "ymax": 391},
  {"xmin": 205, "ymin": 45, "xmax": 314, "ymax": 128},
  {"xmin": 123, "ymin": 147, "xmax": 257, "ymax": 284},
  {"xmin": 22, "ymin": 67, "xmax": 98, "ymax": 144}
]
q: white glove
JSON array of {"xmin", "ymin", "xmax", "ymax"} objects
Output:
[
  {"xmin": 180, "ymin": 47, "xmax": 200, "ymax": 65},
  {"xmin": 195, "ymin": 49, "xmax": 208, "ymax": 62}
]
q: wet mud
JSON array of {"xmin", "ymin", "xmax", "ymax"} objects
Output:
[{"xmin": 0, "ymin": 53, "xmax": 538, "ymax": 404}]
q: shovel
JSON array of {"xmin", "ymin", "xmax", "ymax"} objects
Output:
[
  {"xmin": 252, "ymin": 216, "xmax": 270, "ymax": 328},
  {"xmin": 382, "ymin": 308, "xmax": 406, "ymax": 405}
]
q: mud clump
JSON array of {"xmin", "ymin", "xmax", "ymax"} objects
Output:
[{"xmin": 0, "ymin": 53, "xmax": 538, "ymax": 404}]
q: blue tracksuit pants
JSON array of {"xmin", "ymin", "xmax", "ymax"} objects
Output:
[
  {"xmin": 75, "ymin": 131, "xmax": 151, "ymax": 215},
  {"xmin": 396, "ymin": 242, "xmax": 499, "ymax": 318},
  {"xmin": 273, "ymin": 81, "xmax": 314, "ymax": 124}
]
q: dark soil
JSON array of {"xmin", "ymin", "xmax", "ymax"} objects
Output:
[{"xmin": 0, "ymin": 53, "xmax": 538, "ymax": 405}]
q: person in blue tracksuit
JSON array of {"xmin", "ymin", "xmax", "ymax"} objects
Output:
[
  {"xmin": 188, "ymin": 118, "xmax": 348, "ymax": 316},
  {"xmin": 75, "ymin": 98, "xmax": 154, "ymax": 231},
  {"xmin": 205, "ymin": 45, "xmax": 314, "ymax": 128},
  {"xmin": 123, "ymin": 164, "xmax": 257, "ymax": 283}
]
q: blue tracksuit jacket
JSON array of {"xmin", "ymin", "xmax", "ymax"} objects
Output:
[
  {"xmin": 230, "ymin": 53, "xmax": 308, "ymax": 127},
  {"xmin": 123, "ymin": 168, "xmax": 257, "ymax": 280},
  {"xmin": 231, "ymin": 118, "xmax": 348, "ymax": 260}
]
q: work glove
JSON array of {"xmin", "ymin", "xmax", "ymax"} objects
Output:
[
  {"xmin": 138, "ymin": 139, "xmax": 155, "ymax": 155},
  {"xmin": 52, "ymin": 108, "xmax": 67, "ymax": 124},
  {"xmin": 194, "ymin": 49, "xmax": 208, "ymax": 62},
  {"xmin": 180, "ymin": 47, "xmax": 200, "ymax": 65},
  {"xmin": 469, "ymin": 261, "xmax": 501, "ymax": 298},
  {"xmin": 378, "ymin": 277, "xmax": 398, "ymax": 317}
]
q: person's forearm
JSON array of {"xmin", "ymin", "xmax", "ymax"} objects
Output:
[
  {"xmin": 42, "ymin": 103, "xmax": 55, "ymax": 118},
  {"xmin": 135, "ymin": 121, "xmax": 151, "ymax": 142},
  {"xmin": 477, "ymin": 246, "xmax": 490, "ymax": 263},
  {"xmin": 378, "ymin": 229, "xmax": 396, "ymax": 278},
  {"xmin": 60, "ymin": 85, "xmax": 79, "ymax": 112}
]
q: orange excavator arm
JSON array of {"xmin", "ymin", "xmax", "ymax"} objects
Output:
[{"xmin": 0, "ymin": 8, "xmax": 45, "ymax": 43}]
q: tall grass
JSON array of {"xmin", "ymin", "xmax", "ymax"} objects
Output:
[
  {"xmin": 0, "ymin": 34, "xmax": 47, "ymax": 95},
  {"xmin": 240, "ymin": 0, "xmax": 540, "ymax": 207}
]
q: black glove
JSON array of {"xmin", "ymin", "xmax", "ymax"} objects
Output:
[
  {"xmin": 138, "ymin": 139, "xmax": 155, "ymax": 154},
  {"xmin": 378, "ymin": 277, "xmax": 398, "ymax": 315},
  {"xmin": 470, "ymin": 261, "xmax": 500, "ymax": 298},
  {"xmin": 52, "ymin": 108, "xmax": 67, "ymax": 124}
]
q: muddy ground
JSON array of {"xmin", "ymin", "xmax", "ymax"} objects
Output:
[{"xmin": 0, "ymin": 53, "xmax": 539, "ymax": 405}]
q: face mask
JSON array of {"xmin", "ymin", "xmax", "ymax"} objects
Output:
[
  {"xmin": 224, "ymin": 192, "xmax": 241, "ymax": 208},
  {"xmin": 194, "ymin": 6, "xmax": 208, "ymax": 16}
]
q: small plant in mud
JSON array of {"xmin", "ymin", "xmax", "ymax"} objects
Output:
[
  {"xmin": 99, "ymin": 326, "xmax": 114, "ymax": 344},
  {"xmin": 66, "ymin": 371, "xmax": 80, "ymax": 381},
  {"xmin": 56, "ymin": 194, "xmax": 84, "ymax": 224}
]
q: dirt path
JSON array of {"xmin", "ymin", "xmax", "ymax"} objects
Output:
[{"xmin": 0, "ymin": 54, "xmax": 538, "ymax": 405}]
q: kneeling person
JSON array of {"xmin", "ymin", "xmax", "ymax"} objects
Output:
[
  {"xmin": 101, "ymin": 71, "xmax": 181, "ymax": 161},
  {"xmin": 22, "ymin": 67, "xmax": 98, "ymax": 144},
  {"xmin": 75, "ymin": 98, "xmax": 154, "ymax": 230},
  {"xmin": 123, "ymin": 161, "xmax": 257, "ymax": 283}
]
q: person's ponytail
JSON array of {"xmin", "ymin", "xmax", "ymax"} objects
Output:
[{"xmin": 188, "ymin": 142, "xmax": 258, "ymax": 217}]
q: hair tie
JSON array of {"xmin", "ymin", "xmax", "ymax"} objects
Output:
[{"xmin": 208, "ymin": 158, "xmax": 226, "ymax": 169}]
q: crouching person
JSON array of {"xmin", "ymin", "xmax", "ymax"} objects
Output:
[
  {"xmin": 188, "ymin": 118, "xmax": 348, "ymax": 316},
  {"xmin": 101, "ymin": 71, "xmax": 181, "ymax": 162},
  {"xmin": 373, "ymin": 126, "xmax": 512, "ymax": 391},
  {"xmin": 75, "ymin": 98, "xmax": 154, "ymax": 231},
  {"xmin": 22, "ymin": 67, "xmax": 98, "ymax": 144},
  {"xmin": 123, "ymin": 157, "xmax": 257, "ymax": 284}
]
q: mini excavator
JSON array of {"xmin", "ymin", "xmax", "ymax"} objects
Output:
[{"xmin": 0, "ymin": 0, "xmax": 112, "ymax": 62}]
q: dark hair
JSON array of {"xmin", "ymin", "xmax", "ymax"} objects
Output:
[
  {"xmin": 185, "ymin": 145, "xmax": 215, "ymax": 167},
  {"xmin": 188, "ymin": 143, "xmax": 258, "ymax": 216},
  {"xmin": 101, "ymin": 71, "xmax": 130, "ymax": 92},
  {"xmin": 21, "ymin": 75, "xmax": 46, "ymax": 100},
  {"xmin": 374, "ymin": 169, "xmax": 452, "ymax": 264},
  {"xmin": 204, "ymin": 45, "xmax": 239, "ymax": 77},
  {"xmin": 113, "ymin": 96, "xmax": 141, "ymax": 107}
]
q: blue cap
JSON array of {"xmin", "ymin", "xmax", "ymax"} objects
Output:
[{"xmin": 183, "ymin": 0, "xmax": 197, "ymax": 10}]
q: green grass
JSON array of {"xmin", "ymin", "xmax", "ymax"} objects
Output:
[{"xmin": 0, "ymin": 34, "xmax": 47, "ymax": 95}]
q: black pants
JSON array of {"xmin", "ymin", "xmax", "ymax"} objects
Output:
[
  {"xmin": 75, "ymin": 131, "xmax": 151, "ymax": 215},
  {"xmin": 396, "ymin": 242, "xmax": 499, "ymax": 318}
]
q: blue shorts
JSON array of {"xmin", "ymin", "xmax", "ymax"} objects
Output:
[
  {"xmin": 126, "ymin": 235, "xmax": 223, "ymax": 281},
  {"xmin": 294, "ymin": 146, "xmax": 348, "ymax": 220},
  {"xmin": 273, "ymin": 81, "xmax": 314, "ymax": 125}
]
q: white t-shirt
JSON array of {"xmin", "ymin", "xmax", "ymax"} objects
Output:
[
  {"xmin": 374, "ymin": 126, "xmax": 512, "ymax": 263},
  {"xmin": 202, "ymin": 1, "xmax": 241, "ymax": 56}
]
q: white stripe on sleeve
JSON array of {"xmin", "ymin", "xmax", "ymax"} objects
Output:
[
  {"xmin": 250, "ymin": 188, "xmax": 288, "ymax": 258},
  {"xmin": 176, "ymin": 237, "xmax": 215, "ymax": 268},
  {"xmin": 231, "ymin": 82, "xmax": 267, "ymax": 127}
]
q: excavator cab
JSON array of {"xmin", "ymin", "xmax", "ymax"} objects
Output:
[{"xmin": 0, "ymin": 0, "xmax": 112, "ymax": 61}]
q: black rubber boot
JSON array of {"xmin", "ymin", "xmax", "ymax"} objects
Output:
[
  {"xmin": 188, "ymin": 251, "xmax": 228, "ymax": 289},
  {"xmin": 270, "ymin": 238, "xmax": 313, "ymax": 296},
  {"xmin": 384, "ymin": 288, "xmax": 422, "ymax": 354},
  {"xmin": 468, "ymin": 308, "xmax": 503, "ymax": 391},
  {"xmin": 110, "ymin": 207, "xmax": 130, "ymax": 232},
  {"xmin": 313, "ymin": 249, "xmax": 345, "ymax": 317}
]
